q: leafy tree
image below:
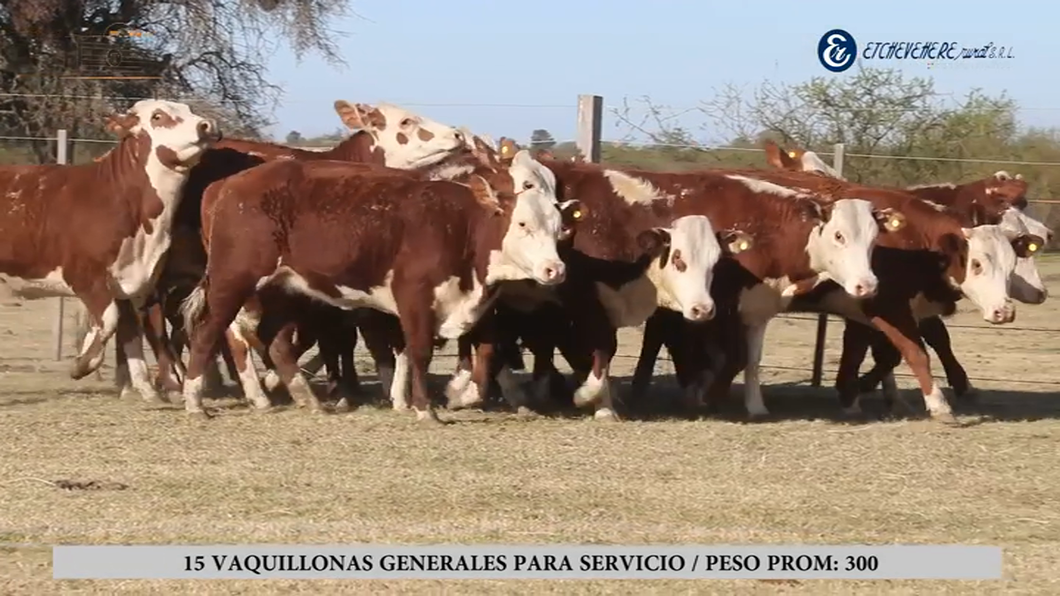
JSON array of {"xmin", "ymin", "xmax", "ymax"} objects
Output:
[
  {"xmin": 285, "ymin": 130, "xmax": 304, "ymax": 145},
  {"xmin": 530, "ymin": 128, "xmax": 556, "ymax": 150}
]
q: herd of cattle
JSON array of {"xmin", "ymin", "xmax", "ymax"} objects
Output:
[{"xmin": 0, "ymin": 98, "xmax": 1050, "ymax": 426}]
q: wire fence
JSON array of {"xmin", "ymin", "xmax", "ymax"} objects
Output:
[{"xmin": 0, "ymin": 96, "xmax": 1058, "ymax": 391}]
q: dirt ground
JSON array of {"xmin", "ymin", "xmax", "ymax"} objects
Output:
[{"xmin": 3, "ymin": 258, "xmax": 1060, "ymax": 594}]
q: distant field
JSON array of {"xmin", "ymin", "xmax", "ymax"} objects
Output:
[{"xmin": 2, "ymin": 257, "xmax": 1059, "ymax": 594}]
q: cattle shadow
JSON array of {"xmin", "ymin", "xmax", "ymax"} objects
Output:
[{"xmin": 190, "ymin": 371, "xmax": 1060, "ymax": 426}]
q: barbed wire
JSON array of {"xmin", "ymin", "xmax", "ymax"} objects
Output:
[
  {"xmin": 8, "ymin": 91, "xmax": 1060, "ymax": 114},
  {"xmin": 5, "ymin": 132, "xmax": 1060, "ymax": 168}
]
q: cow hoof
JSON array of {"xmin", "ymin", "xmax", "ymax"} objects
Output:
[
  {"xmin": 166, "ymin": 390, "xmax": 185, "ymax": 405},
  {"xmin": 447, "ymin": 385, "xmax": 483, "ymax": 411},
  {"xmin": 68, "ymin": 361, "xmax": 93, "ymax": 381},
  {"xmin": 392, "ymin": 400, "xmax": 410, "ymax": 412},
  {"xmin": 593, "ymin": 408, "xmax": 620, "ymax": 422},
  {"xmin": 250, "ymin": 405, "xmax": 278, "ymax": 415},
  {"xmin": 187, "ymin": 410, "xmax": 213, "ymax": 421},
  {"xmin": 415, "ymin": 408, "xmax": 444, "ymax": 424},
  {"xmin": 334, "ymin": 398, "xmax": 352, "ymax": 413},
  {"xmin": 932, "ymin": 411, "xmax": 961, "ymax": 426},
  {"xmin": 515, "ymin": 406, "xmax": 539, "ymax": 419}
]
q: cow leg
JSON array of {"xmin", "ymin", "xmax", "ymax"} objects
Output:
[
  {"xmin": 113, "ymin": 335, "xmax": 131, "ymax": 397},
  {"xmin": 630, "ymin": 309, "xmax": 669, "ymax": 409},
  {"xmin": 142, "ymin": 301, "xmax": 183, "ymax": 397},
  {"xmin": 742, "ymin": 321, "xmax": 772, "ymax": 418},
  {"xmin": 392, "ymin": 290, "xmax": 441, "ymax": 424},
  {"xmin": 266, "ymin": 321, "xmax": 324, "ymax": 414},
  {"xmin": 358, "ymin": 310, "xmax": 404, "ymax": 408},
  {"xmin": 569, "ymin": 315, "xmax": 619, "ymax": 421},
  {"xmin": 919, "ymin": 316, "xmax": 974, "ymax": 399},
  {"xmin": 834, "ymin": 321, "xmax": 874, "ymax": 416},
  {"xmin": 446, "ymin": 335, "xmax": 475, "ymax": 406},
  {"xmin": 114, "ymin": 299, "xmax": 165, "ymax": 405},
  {"xmin": 70, "ymin": 283, "xmax": 121, "ymax": 380},
  {"xmin": 869, "ymin": 311, "xmax": 957, "ymax": 425}
]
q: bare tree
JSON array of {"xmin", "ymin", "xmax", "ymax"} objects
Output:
[{"xmin": 1, "ymin": 0, "xmax": 351, "ymax": 161}]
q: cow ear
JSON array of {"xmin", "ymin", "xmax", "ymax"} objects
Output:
[
  {"xmin": 468, "ymin": 175, "xmax": 502, "ymax": 213},
  {"xmin": 718, "ymin": 229, "xmax": 753, "ymax": 255},
  {"xmin": 1012, "ymin": 234, "xmax": 1046, "ymax": 259},
  {"xmin": 470, "ymin": 136, "xmax": 501, "ymax": 169},
  {"xmin": 874, "ymin": 208, "xmax": 907, "ymax": 232},
  {"xmin": 557, "ymin": 199, "xmax": 584, "ymax": 241},
  {"xmin": 763, "ymin": 140, "xmax": 785, "ymax": 169},
  {"xmin": 334, "ymin": 101, "xmax": 378, "ymax": 131},
  {"xmin": 940, "ymin": 231, "xmax": 965, "ymax": 253},
  {"xmin": 635, "ymin": 224, "xmax": 669, "ymax": 257},
  {"xmin": 104, "ymin": 112, "xmax": 139, "ymax": 138}
]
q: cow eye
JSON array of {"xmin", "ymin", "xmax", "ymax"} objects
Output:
[
  {"xmin": 400, "ymin": 118, "xmax": 414, "ymax": 127},
  {"xmin": 522, "ymin": 181, "xmax": 534, "ymax": 190},
  {"xmin": 834, "ymin": 231, "xmax": 844, "ymax": 243},
  {"xmin": 971, "ymin": 259, "xmax": 983, "ymax": 274}
]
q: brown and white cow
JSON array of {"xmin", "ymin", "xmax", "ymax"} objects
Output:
[
  {"xmin": 107, "ymin": 100, "xmax": 468, "ymax": 405},
  {"xmin": 179, "ymin": 149, "xmax": 580, "ymax": 421},
  {"xmin": 764, "ymin": 142, "xmax": 1051, "ymax": 402},
  {"xmin": 450, "ymin": 160, "xmax": 903, "ymax": 420},
  {"xmin": 727, "ymin": 170, "xmax": 1039, "ymax": 422},
  {"xmin": 0, "ymin": 99, "xmax": 219, "ymax": 380}
]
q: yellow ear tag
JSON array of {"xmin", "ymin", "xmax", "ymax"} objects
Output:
[
  {"xmin": 501, "ymin": 145, "xmax": 510, "ymax": 155},
  {"xmin": 572, "ymin": 209, "xmax": 583, "ymax": 219},
  {"xmin": 1028, "ymin": 243, "xmax": 1039, "ymax": 252},
  {"xmin": 888, "ymin": 217, "xmax": 902, "ymax": 229},
  {"xmin": 788, "ymin": 151, "xmax": 797, "ymax": 158},
  {"xmin": 737, "ymin": 240, "xmax": 750, "ymax": 251}
]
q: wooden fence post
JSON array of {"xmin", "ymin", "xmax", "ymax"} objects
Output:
[
  {"xmin": 576, "ymin": 94, "xmax": 603, "ymax": 163},
  {"xmin": 810, "ymin": 142, "xmax": 845, "ymax": 386},
  {"xmin": 52, "ymin": 129, "xmax": 69, "ymax": 361}
]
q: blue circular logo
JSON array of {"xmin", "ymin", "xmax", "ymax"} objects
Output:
[{"xmin": 818, "ymin": 29, "xmax": 857, "ymax": 72}]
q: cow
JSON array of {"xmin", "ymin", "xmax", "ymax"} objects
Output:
[
  {"xmin": 0, "ymin": 99, "xmax": 220, "ymax": 383},
  {"xmin": 103, "ymin": 100, "xmax": 468, "ymax": 406},
  {"xmin": 763, "ymin": 141, "xmax": 1051, "ymax": 401},
  {"xmin": 178, "ymin": 147, "xmax": 581, "ymax": 422},
  {"xmin": 446, "ymin": 160, "xmax": 903, "ymax": 420},
  {"xmin": 697, "ymin": 169, "xmax": 1041, "ymax": 423}
]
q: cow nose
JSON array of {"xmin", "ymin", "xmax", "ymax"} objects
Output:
[
  {"xmin": 854, "ymin": 282, "xmax": 877, "ymax": 298},
  {"xmin": 541, "ymin": 262, "xmax": 565, "ymax": 285},
  {"xmin": 689, "ymin": 303, "xmax": 715, "ymax": 321},
  {"xmin": 991, "ymin": 304, "xmax": 1015, "ymax": 324},
  {"xmin": 198, "ymin": 119, "xmax": 221, "ymax": 141}
]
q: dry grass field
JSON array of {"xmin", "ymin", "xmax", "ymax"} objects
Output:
[{"xmin": 3, "ymin": 259, "xmax": 1060, "ymax": 594}]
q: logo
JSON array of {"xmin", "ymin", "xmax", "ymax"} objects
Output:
[
  {"xmin": 818, "ymin": 29, "xmax": 857, "ymax": 73},
  {"xmin": 67, "ymin": 23, "xmax": 165, "ymax": 80}
]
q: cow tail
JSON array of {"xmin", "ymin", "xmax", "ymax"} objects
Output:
[{"xmin": 180, "ymin": 277, "xmax": 209, "ymax": 335}]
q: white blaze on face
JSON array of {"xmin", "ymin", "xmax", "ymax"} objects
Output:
[
  {"xmin": 487, "ymin": 150, "xmax": 566, "ymax": 286},
  {"xmin": 799, "ymin": 151, "xmax": 844, "ymax": 180},
  {"xmin": 356, "ymin": 102, "xmax": 465, "ymax": 170},
  {"xmin": 807, "ymin": 199, "xmax": 881, "ymax": 298},
  {"xmin": 1000, "ymin": 208, "xmax": 1050, "ymax": 302},
  {"xmin": 647, "ymin": 215, "xmax": 723, "ymax": 322},
  {"xmin": 126, "ymin": 99, "xmax": 215, "ymax": 168},
  {"xmin": 958, "ymin": 225, "xmax": 1020, "ymax": 323}
]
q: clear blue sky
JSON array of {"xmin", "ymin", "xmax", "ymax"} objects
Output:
[{"xmin": 262, "ymin": 0, "xmax": 1060, "ymax": 145}]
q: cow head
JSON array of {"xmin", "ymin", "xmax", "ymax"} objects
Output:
[
  {"xmin": 984, "ymin": 171, "xmax": 1030, "ymax": 209},
  {"xmin": 805, "ymin": 199, "xmax": 906, "ymax": 298},
  {"xmin": 104, "ymin": 99, "xmax": 221, "ymax": 172},
  {"xmin": 940, "ymin": 225, "xmax": 1042, "ymax": 324},
  {"xmin": 763, "ymin": 140, "xmax": 844, "ymax": 180},
  {"xmin": 333, "ymin": 100, "xmax": 466, "ymax": 170},
  {"xmin": 638, "ymin": 215, "xmax": 753, "ymax": 322},
  {"xmin": 483, "ymin": 149, "xmax": 568, "ymax": 286},
  {"xmin": 1000, "ymin": 208, "xmax": 1051, "ymax": 304}
]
